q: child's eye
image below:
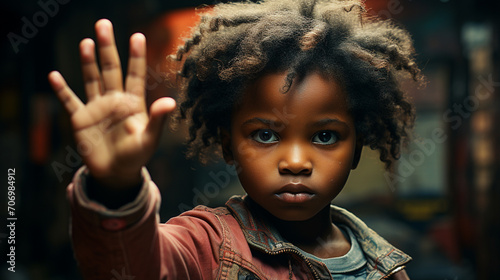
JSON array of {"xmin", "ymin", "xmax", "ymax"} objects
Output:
[
  {"xmin": 312, "ymin": 131, "xmax": 338, "ymax": 145},
  {"xmin": 252, "ymin": 129, "xmax": 279, "ymax": 144}
]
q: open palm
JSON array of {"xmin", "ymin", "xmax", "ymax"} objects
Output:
[{"xmin": 48, "ymin": 19, "xmax": 175, "ymax": 188}]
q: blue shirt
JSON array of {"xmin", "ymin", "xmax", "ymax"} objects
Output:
[{"xmin": 296, "ymin": 224, "xmax": 368, "ymax": 279}]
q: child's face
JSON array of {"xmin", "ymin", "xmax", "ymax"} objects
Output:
[{"xmin": 222, "ymin": 71, "xmax": 362, "ymax": 221}]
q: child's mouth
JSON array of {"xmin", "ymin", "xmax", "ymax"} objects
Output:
[
  {"xmin": 274, "ymin": 192, "xmax": 315, "ymax": 203},
  {"xmin": 274, "ymin": 183, "xmax": 315, "ymax": 203}
]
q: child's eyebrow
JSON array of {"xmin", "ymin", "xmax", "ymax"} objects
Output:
[
  {"xmin": 312, "ymin": 118, "xmax": 349, "ymax": 128},
  {"xmin": 241, "ymin": 117, "xmax": 348, "ymax": 128},
  {"xmin": 242, "ymin": 117, "xmax": 277, "ymax": 126}
]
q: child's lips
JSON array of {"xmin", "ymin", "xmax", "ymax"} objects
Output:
[
  {"xmin": 274, "ymin": 192, "xmax": 315, "ymax": 203},
  {"xmin": 274, "ymin": 183, "xmax": 315, "ymax": 203}
]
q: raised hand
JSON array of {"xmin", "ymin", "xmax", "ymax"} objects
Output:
[{"xmin": 48, "ymin": 19, "xmax": 176, "ymax": 189}]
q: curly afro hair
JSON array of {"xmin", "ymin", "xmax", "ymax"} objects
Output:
[{"xmin": 172, "ymin": 0, "xmax": 423, "ymax": 169}]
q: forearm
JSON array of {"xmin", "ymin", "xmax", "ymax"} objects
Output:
[{"xmin": 67, "ymin": 166, "xmax": 163, "ymax": 279}]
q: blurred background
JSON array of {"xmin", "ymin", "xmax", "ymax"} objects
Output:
[{"xmin": 0, "ymin": 0, "xmax": 499, "ymax": 279}]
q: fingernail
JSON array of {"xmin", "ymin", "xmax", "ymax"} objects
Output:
[
  {"xmin": 49, "ymin": 71, "xmax": 61, "ymax": 79},
  {"xmin": 97, "ymin": 19, "xmax": 112, "ymax": 36},
  {"xmin": 133, "ymin": 33, "xmax": 145, "ymax": 45}
]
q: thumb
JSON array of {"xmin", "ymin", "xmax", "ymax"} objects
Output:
[{"xmin": 145, "ymin": 97, "xmax": 176, "ymax": 142}]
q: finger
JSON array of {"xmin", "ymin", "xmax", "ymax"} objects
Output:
[
  {"xmin": 48, "ymin": 71, "xmax": 84, "ymax": 114},
  {"xmin": 125, "ymin": 33, "xmax": 147, "ymax": 97},
  {"xmin": 144, "ymin": 97, "xmax": 176, "ymax": 143},
  {"xmin": 80, "ymin": 38, "xmax": 102, "ymax": 101},
  {"xmin": 95, "ymin": 19, "xmax": 123, "ymax": 93}
]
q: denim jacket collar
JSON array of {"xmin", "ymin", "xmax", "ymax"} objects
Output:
[{"xmin": 225, "ymin": 195, "xmax": 412, "ymax": 280}]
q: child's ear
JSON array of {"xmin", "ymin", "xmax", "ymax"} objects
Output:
[
  {"xmin": 351, "ymin": 137, "xmax": 363, "ymax": 170},
  {"xmin": 220, "ymin": 128, "xmax": 234, "ymax": 164}
]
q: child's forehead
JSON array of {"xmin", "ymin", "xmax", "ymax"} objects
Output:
[{"xmin": 237, "ymin": 71, "xmax": 349, "ymax": 112}]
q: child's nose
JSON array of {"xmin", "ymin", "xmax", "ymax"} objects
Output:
[{"xmin": 278, "ymin": 143, "xmax": 312, "ymax": 175}]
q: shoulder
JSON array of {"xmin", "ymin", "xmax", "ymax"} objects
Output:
[
  {"xmin": 178, "ymin": 204, "xmax": 236, "ymax": 225},
  {"xmin": 164, "ymin": 204, "xmax": 242, "ymax": 237},
  {"xmin": 191, "ymin": 204, "xmax": 233, "ymax": 216},
  {"xmin": 160, "ymin": 203, "xmax": 250, "ymax": 258},
  {"xmin": 163, "ymin": 195, "xmax": 250, "ymax": 234}
]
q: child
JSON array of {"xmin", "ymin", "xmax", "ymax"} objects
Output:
[{"xmin": 48, "ymin": 0, "xmax": 422, "ymax": 279}]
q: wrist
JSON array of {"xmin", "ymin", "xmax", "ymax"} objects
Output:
[
  {"xmin": 89, "ymin": 166, "xmax": 143, "ymax": 190},
  {"xmin": 86, "ymin": 169, "xmax": 144, "ymax": 209}
]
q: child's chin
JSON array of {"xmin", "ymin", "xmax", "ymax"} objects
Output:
[{"xmin": 268, "ymin": 210, "xmax": 317, "ymax": 222}]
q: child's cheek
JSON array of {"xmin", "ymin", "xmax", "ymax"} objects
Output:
[{"xmin": 233, "ymin": 140, "xmax": 258, "ymax": 162}]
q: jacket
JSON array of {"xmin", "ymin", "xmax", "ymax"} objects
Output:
[{"xmin": 68, "ymin": 167, "xmax": 411, "ymax": 279}]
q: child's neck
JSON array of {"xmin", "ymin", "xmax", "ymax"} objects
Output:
[{"xmin": 270, "ymin": 206, "xmax": 351, "ymax": 259}]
